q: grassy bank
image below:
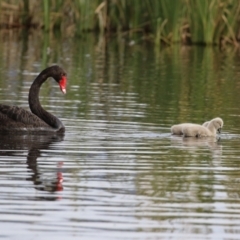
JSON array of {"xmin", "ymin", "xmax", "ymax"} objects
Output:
[{"xmin": 1, "ymin": 0, "xmax": 240, "ymax": 46}]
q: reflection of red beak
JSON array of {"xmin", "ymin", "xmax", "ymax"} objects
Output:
[
  {"xmin": 56, "ymin": 161, "xmax": 64, "ymax": 192},
  {"xmin": 59, "ymin": 76, "xmax": 67, "ymax": 94},
  {"xmin": 56, "ymin": 172, "xmax": 63, "ymax": 191}
]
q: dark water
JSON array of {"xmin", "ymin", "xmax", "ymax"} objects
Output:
[{"xmin": 0, "ymin": 31, "xmax": 240, "ymax": 239}]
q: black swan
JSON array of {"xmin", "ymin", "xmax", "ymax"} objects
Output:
[{"xmin": 0, "ymin": 65, "xmax": 67, "ymax": 132}]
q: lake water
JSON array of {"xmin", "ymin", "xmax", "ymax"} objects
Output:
[{"xmin": 0, "ymin": 31, "xmax": 240, "ymax": 239}]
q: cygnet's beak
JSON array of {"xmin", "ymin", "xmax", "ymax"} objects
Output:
[{"xmin": 218, "ymin": 128, "xmax": 222, "ymax": 134}]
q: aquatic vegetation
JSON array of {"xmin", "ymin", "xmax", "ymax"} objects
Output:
[{"xmin": 0, "ymin": 0, "xmax": 240, "ymax": 45}]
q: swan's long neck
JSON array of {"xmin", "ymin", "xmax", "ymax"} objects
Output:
[
  {"xmin": 207, "ymin": 121, "xmax": 217, "ymax": 135},
  {"xmin": 28, "ymin": 72, "xmax": 64, "ymax": 130}
]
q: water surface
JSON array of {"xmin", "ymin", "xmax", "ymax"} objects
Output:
[{"xmin": 0, "ymin": 32, "xmax": 240, "ymax": 239}]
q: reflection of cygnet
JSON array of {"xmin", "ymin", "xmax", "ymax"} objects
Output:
[
  {"xmin": 170, "ymin": 135, "xmax": 222, "ymax": 157},
  {"xmin": 171, "ymin": 120, "xmax": 209, "ymax": 135},
  {"xmin": 182, "ymin": 117, "xmax": 223, "ymax": 137}
]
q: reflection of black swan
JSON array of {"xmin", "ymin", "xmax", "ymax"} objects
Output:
[
  {"xmin": 0, "ymin": 66, "xmax": 67, "ymax": 132},
  {"xmin": 0, "ymin": 133, "xmax": 65, "ymax": 196},
  {"xmin": 26, "ymin": 134, "xmax": 64, "ymax": 194}
]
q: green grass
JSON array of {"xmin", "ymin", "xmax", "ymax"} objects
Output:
[{"xmin": 1, "ymin": 0, "xmax": 240, "ymax": 45}]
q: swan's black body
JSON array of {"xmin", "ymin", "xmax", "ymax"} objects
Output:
[{"xmin": 0, "ymin": 66, "xmax": 67, "ymax": 132}]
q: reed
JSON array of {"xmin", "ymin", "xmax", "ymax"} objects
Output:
[
  {"xmin": 43, "ymin": 0, "xmax": 50, "ymax": 31},
  {"xmin": 1, "ymin": 0, "xmax": 240, "ymax": 45}
]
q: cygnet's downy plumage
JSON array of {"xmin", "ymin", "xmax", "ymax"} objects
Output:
[
  {"xmin": 182, "ymin": 117, "xmax": 223, "ymax": 137},
  {"xmin": 171, "ymin": 120, "xmax": 209, "ymax": 135},
  {"xmin": 171, "ymin": 118, "xmax": 223, "ymax": 137},
  {"xmin": 202, "ymin": 121, "xmax": 209, "ymax": 127},
  {"xmin": 171, "ymin": 123, "xmax": 195, "ymax": 135}
]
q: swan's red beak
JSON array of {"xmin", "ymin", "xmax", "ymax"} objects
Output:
[{"xmin": 59, "ymin": 76, "xmax": 67, "ymax": 94}]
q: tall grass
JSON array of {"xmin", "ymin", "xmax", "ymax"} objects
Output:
[
  {"xmin": 43, "ymin": 0, "xmax": 50, "ymax": 31},
  {"xmin": 1, "ymin": 0, "xmax": 240, "ymax": 45},
  {"xmin": 186, "ymin": 0, "xmax": 240, "ymax": 45}
]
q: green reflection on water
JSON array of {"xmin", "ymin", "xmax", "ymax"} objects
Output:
[
  {"xmin": 0, "ymin": 31, "xmax": 240, "ymax": 131},
  {"xmin": 0, "ymin": 30, "xmax": 240, "ymax": 238}
]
